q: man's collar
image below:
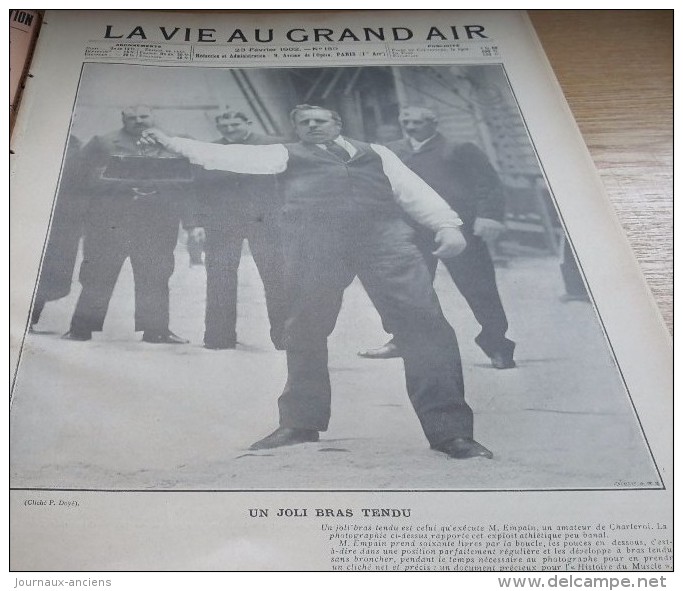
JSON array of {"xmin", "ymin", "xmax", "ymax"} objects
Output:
[
  {"xmin": 315, "ymin": 136, "xmax": 349, "ymax": 149},
  {"xmin": 122, "ymin": 129, "xmax": 144, "ymax": 141},
  {"xmin": 311, "ymin": 136, "xmax": 358, "ymax": 158},
  {"xmin": 408, "ymin": 133, "xmax": 438, "ymax": 151}
]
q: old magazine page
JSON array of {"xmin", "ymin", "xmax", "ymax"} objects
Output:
[
  {"xmin": 9, "ymin": 10, "xmax": 42, "ymax": 131},
  {"xmin": 9, "ymin": 10, "xmax": 672, "ymax": 574}
]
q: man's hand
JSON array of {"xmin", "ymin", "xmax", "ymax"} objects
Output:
[
  {"xmin": 473, "ymin": 217, "xmax": 506, "ymax": 242},
  {"xmin": 433, "ymin": 226, "xmax": 467, "ymax": 259},
  {"xmin": 139, "ymin": 128, "xmax": 172, "ymax": 149}
]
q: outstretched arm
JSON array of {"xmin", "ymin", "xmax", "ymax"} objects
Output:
[{"xmin": 140, "ymin": 129, "xmax": 288, "ymax": 174}]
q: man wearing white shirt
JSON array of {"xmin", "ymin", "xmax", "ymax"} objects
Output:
[{"xmin": 142, "ymin": 104, "xmax": 492, "ymax": 460}]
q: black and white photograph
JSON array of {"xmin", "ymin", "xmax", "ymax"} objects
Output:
[{"xmin": 10, "ymin": 61, "xmax": 661, "ymax": 492}]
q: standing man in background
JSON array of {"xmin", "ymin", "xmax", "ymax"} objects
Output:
[
  {"xmin": 31, "ymin": 135, "xmax": 88, "ymax": 330},
  {"xmin": 359, "ymin": 106, "xmax": 516, "ymax": 369},
  {"xmin": 63, "ymin": 105, "xmax": 197, "ymax": 344},
  {"xmin": 197, "ymin": 110, "xmax": 288, "ymax": 350}
]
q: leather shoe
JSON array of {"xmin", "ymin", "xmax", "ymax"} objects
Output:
[
  {"xmin": 62, "ymin": 329, "xmax": 92, "ymax": 341},
  {"xmin": 490, "ymin": 352, "xmax": 516, "ymax": 369},
  {"xmin": 358, "ymin": 339, "xmax": 401, "ymax": 359},
  {"xmin": 142, "ymin": 330, "xmax": 189, "ymax": 344},
  {"xmin": 433, "ymin": 438, "xmax": 493, "ymax": 460},
  {"xmin": 249, "ymin": 427, "xmax": 319, "ymax": 450}
]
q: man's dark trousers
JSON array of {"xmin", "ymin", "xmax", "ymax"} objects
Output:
[
  {"xmin": 71, "ymin": 196, "xmax": 178, "ymax": 335},
  {"xmin": 204, "ymin": 214, "xmax": 287, "ymax": 347},
  {"xmin": 278, "ymin": 211, "xmax": 473, "ymax": 447},
  {"xmin": 414, "ymin": 228, "xmax": 513, "ymax": 359}
]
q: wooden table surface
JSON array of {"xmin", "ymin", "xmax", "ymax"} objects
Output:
[{"xmin": 528, "ymin": 10, "xmax": 673, "ymax": 334}]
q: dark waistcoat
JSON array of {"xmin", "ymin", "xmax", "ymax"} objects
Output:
[{"xmin": 279, "ymin": 140, "xmax": 401, "ymax": 219}]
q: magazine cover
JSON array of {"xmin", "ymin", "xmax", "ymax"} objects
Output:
[{"xmin": 9, "ymin": 10, "xmax": 672, "ymax": 573}]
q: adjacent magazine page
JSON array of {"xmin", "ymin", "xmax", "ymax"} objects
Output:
[
  {"xmin": 9, "ymin": 9, "xmax": 42, "ymax": 130},
  {"xmin": 9, "ymin": 10, "xmax": 672, "ymax": 572}
]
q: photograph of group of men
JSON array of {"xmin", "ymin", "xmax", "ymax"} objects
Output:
[{"xmin": 23, "ymin": 62, "xmax": 652, "ymax": 483}]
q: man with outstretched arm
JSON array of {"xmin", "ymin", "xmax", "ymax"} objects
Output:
[{"xmin": 141, "ymin": 104, "xmax": 492, "ymax": 460}]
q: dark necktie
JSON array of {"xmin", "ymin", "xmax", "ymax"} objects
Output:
[{"xmin": 325, "ymin": 141, "xmax": 351, "ymax": 162}]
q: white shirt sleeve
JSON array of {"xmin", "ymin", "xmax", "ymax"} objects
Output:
[
  {"xmin": 165, "ymin": 137, "xmax": 289, "ymax": 174},
  {"xmin": 370, "ymin": 144, "xmax": 463, "ymax": 232}
]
